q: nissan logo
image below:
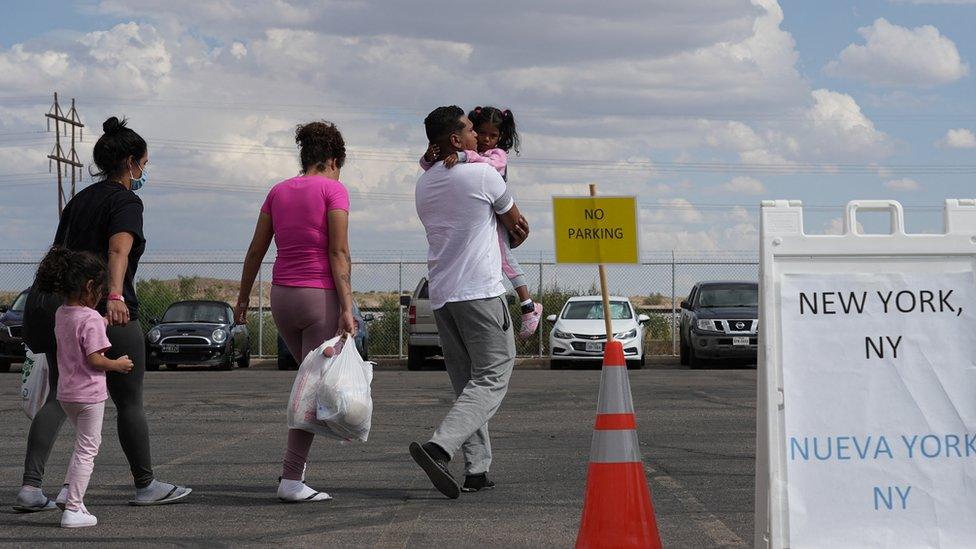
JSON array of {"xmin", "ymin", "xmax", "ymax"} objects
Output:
[{"xmin": 735, "ymin": 322, "xmax": 745, "ymax": 330}]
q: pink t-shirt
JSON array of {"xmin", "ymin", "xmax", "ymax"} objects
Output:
[
  {"xmin": 55, "ymin": 306, "xmax": 111, "ymax": 404},
  {"xmin": 261, "ymin": 175, "xmax": 351, "ymax": 289}
]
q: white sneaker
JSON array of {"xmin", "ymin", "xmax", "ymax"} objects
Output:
[
  {"xmin": 61, "ymin": 508, "xmax": 97, "ymax": 528},
  {"xmin": 277, "ymin": 478, "xmax": 332, "ymax": 503},
  {"xmin": 56, "ymin": 484, "xmax": 68, "ymax": 511}
]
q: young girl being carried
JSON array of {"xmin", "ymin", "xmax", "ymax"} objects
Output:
[
  {"xmin": 420, "ymin": 106, "xmax": 543, "ymax": 338},
  {"xmin": 33, "ymin": 248, "xmax": 134, "ymax": 528}
]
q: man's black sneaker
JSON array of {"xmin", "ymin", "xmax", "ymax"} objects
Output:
[
  {"xmin": 461, "ymin": 473, "xmax": 496, "ymax": 493},
  {"xmin": 409, "ymin": 442, "xmax": 460, "ymax": 499}
]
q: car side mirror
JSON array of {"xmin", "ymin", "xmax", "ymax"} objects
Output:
[
  {"xmin": 546, "ymin": 314, "xmax": 557, "ymax": 322},
  {"xmin": 680, "ymin": 301, "xmax": 689, "ymax": 310},
  {"xmin": 638, "ymin": 314, "xmax": 651, "ymax": 323},
  {"xmin": 399, "ymin": 295, "xmax": 411, "ymax": 307},
  {"xmin": 150, "ymin": 318, "xmax": 159, "ymax": 325},
  {"xmin": 363, "ymin": 313, "xmax": 375, "ymax": 322},
  {"xmin": 0, "ymin": 306, "xmax": 8, "ymax": 313}
]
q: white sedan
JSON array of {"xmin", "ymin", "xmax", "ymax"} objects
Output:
[{"xmin": 547, "ymin": 295, "xmax": 650, "ymax": 369}]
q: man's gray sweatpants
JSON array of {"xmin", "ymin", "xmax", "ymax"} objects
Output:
[{"xmin": 430, "ymin": 295, "xmax": 516, "ymax": 475}]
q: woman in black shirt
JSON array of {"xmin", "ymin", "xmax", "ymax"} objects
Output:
[{"xmin": 13, "ymin": 117, "xmax": 191, "ymax": 512}]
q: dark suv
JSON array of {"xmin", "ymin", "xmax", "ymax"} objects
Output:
[
  {"xmin": 0, "ymin": 289, "xmax": 29, "ymax": 372},
  {"xmin": 679, "ymin": 281, "xmax": 758, "ymax": 368}
]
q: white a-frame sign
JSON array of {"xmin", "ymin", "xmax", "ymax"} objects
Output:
[{"xmin": 757, "ymin": 200, "xmax": 976, "ymax": 548}]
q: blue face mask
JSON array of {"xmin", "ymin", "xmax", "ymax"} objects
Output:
[{"xmin": 129, "ymin": 166, "xmax": 147, "ymax": 191}]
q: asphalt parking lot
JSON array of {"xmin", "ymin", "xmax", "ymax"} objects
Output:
[{"xmin": 0, "ymin": 359, "xmax": 756, "ymax": 548}]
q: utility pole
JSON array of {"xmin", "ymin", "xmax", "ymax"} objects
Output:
[{"xmin": 46, "ymin": 92, "xmax": 85, "ymax": 217}]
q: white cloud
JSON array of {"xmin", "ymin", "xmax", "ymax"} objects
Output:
[
  {"xmin": 0, "ymin": 1, "xmax": 907, "ymax": 253},
  {"xmin": 937, "ymin": 128, "xmax": 976, "ymax": 149},
  {"xmin": 800, "ymin": 89, "xmax": 893, "ymax": 159},
  {"xmin": 823, "ymin": 217, "xmax": 865, "ymax": 235},
  {"xmin": 825, "ymin": 18, "xmax": 968, "ymax": 87},
  {"xmin": 721, "ymin": 176, "xmax": 766, "ymax": 194},
  {"xmin": 885, "ymin": 178, "xmax": 922, "ymax": 191}
]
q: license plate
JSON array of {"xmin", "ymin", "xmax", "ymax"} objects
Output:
[
  {"xmin": 732, "ymin": 337, "xmax": 750, "ymax": 346},
  {"xmin": 162, "ymin": 344, "xmax": 180, "ymax": 353},
  {"xmin": 585, "ymin": 341, "xmax": 604, "ymax": 352}
]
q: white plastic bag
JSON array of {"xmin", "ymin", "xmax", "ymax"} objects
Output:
[
  {"xmin": 21, "ymin": 350, "xmax": 49, "ymax": 420},
  {"xmin": 287, "ymin": 335, "xmax": 373, "ymax": 442},
  {"xmin": 315, "ymin": 334, "xmax": 373, "ymax": 441}
]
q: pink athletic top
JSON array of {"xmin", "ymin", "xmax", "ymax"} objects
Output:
[
  {"xmin": 55, "ymin": 306, "xmax": 111, "ymax": 404},
  {"xmin": 261, "ymin": 175, "xmax": 351, "ymax": 289}
]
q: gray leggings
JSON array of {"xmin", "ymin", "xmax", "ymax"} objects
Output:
[{"xmin": 22, "ymin": 320, "xmax": 154, "ymax": 489}]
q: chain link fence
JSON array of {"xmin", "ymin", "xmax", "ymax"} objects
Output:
[{"xmin": 0, "ymin": 252, "xmax": 758, "ymax": 358}]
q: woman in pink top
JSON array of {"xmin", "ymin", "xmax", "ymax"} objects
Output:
[
  {"xmin": 33, "ymin": 247, "xmax": 134, "ymax": 527},
  {"xmin": 235, "ymin": 121, "xmax": 354, "ymax": 503}
]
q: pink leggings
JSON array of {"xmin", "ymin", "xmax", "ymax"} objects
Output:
[
  {"xmin": 60, "ymin": 401, "xmax": 105, "ymax": 511},
  {"xmin": 271, "ymin": 285, "xmax": 339, "ymax": 481}
]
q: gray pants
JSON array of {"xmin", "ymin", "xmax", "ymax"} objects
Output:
[{"xmin": 430, "ymin": 296, "xmax": 516, "ymax": 475}]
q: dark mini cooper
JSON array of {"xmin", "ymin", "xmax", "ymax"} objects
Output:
[
  {"xmin": 0, "ymin": 289, "xmax": 29, "ymax": 372},
  {"xmin": 146, "ymin": 300, "xmax": 251, "ymax": 371}
]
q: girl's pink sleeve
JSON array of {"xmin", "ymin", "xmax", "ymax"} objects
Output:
[
  {"xmin": 419, "ymin": 154, "xmax": 435, "ymax": 171},
  {"xmin": 465, "ymin": 148, "xmax": 508, "ymax": 174}
]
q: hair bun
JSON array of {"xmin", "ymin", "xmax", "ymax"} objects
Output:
[{"xmin": 102, "ymin": 116, "xmax": 126, "ymax": 134}]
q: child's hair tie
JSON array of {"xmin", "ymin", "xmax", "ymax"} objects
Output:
[
  {"xmin": 474, "ymin": 106, "xmax": 482, "ymax": 114},
  {"xmin": 503, "ymin": 109, "xmax": 511, "ymax": 118}
]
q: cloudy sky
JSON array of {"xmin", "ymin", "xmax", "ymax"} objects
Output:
[{"xmin": 0, "ymin": 0, "xmax": 974, "ymax": 259}]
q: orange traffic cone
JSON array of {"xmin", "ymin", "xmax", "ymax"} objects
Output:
[{"xmin": 575, "ymin": 341, "xmax": 663, "ymax": 549}]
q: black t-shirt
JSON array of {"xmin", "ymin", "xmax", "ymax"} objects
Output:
[{"xmin": 53, "ymin": 181, "xmax": 146, "ymax": 319}]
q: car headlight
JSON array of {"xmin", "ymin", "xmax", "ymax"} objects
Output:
[
  {"xmin": 553, "ymin": 329, "xmax": 573, "ymax": 340},
  {"xmin": 696, "ymin": 319, "xmax": 718, "ymax": 331},
  {"xmin": 614, "ymin": 328, "xmax": 638, "ymax": 340},
  {"xmin": 212, "ymin": 329, "xmax": 227, "ymax": 343},
  {"xmin": 148, "ymin": 329, "xmax": 161, "ymax": 343}
]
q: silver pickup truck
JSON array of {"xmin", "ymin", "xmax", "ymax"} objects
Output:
[{"xmin": 402, "ymin": 277, "xmax": 442, "ymax": 370}]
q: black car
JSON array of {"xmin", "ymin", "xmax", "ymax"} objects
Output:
[
  {"xmin": 0, "ymin": 289, "xmax": 28, "ymax": 372},
  {"xmin": 276, "ymin": 303, "xmax": 373, "ymax": 370},
  {"xmin": 679, "ymin": 281, "xmax": 758, "ymax": 368},
  {"xmin": 145, "ymin": 300, "xmax": 250, "ymax": 371}
]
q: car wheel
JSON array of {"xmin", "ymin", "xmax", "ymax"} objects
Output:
[
  {"xmin": 407, "ymin": 345, "xmax": 426, "ymax": 371},
  {"xmin": 0, "ymin": 359, "xmax": 11, "ymax": 372},
  {"xmin": 550, "ymin": 359, "xmax": 564, "ymax": 370},
  {"xmin": 626, "ymin": 358, "xmax": 643, "ymax": 370},
  {"xmin": 679, "ymin": 336, "xmax": 690, "ymax": 366},
  {"xmin": 237, "ymin": 342, "xmax": 251, "ymax": 368},
  {"xmin": 146, "ymin": 360, "xmax": 160, "ymax": 372},
  {"xmin": 689, "ymin": 345, "xmax": 704, "ymax": 369},
  {"xmin": 217, "ymin": 350, "xmax": 234, "ymax": 370}
]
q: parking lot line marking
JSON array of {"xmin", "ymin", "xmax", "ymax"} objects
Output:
[{"xmin": 645, "ymin": 464, "xmax": 747, "ymax": 548}]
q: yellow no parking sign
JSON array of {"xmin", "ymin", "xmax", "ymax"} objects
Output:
[{"xmin": 552, "ymin": 196, "xmax": 639, "ymax": 264}]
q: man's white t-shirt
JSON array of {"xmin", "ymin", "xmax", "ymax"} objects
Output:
[{"xmin": 416, "ymin": 162, "xmax": 514, "ymax": 310}]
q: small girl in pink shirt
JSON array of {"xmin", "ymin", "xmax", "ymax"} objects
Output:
[
  {"xmin": 34, "ymin": 247, "xmax": 133, "ymax": 528},
  {"xmin": 421, "ymin": 106, "xmax": 543, "ymax": 338}
]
